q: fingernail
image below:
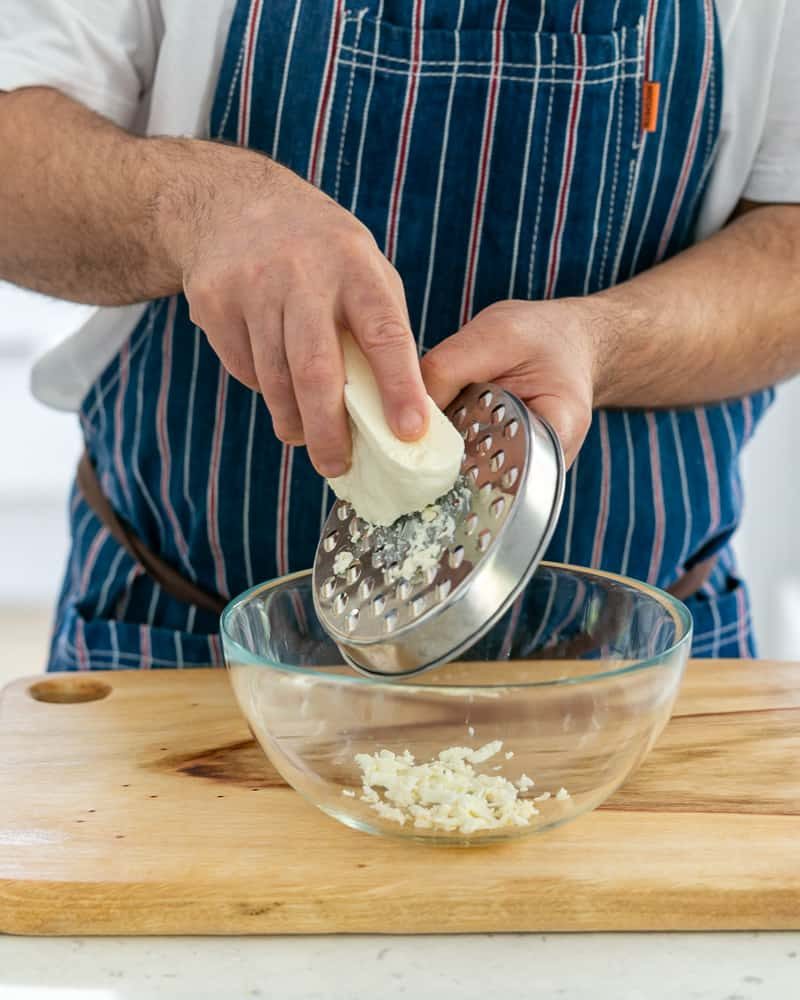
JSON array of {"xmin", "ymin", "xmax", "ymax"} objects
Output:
[
  {"xmin": 320, "ymin": 461, "xmax": 348, "ymax": 479},
  {"xmin": 396, "ymin": 407, "xmax": 426, "ymax": 439}
]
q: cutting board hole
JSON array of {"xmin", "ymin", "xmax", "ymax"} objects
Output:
[{"xmin": 28, "ymin": 678, "xmax": 112, "ymax": 704}]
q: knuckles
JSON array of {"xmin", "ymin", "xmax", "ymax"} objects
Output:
[
  {"xmin": 572, "ymin": 405, "xmax": 593, "ymax": 445},
  {"xmin": 213, "ymin": 341, "xmax": 257, "ymax": 390},
  {"xmin": 477, "ymin": 301, "xmax": 530, "ymax": 340},
  {"xmin": 292, "ymin": 350, "xmax": 333, "ymax": 389},
  {"xmin": 339, "ymin": 220, "xmax": 379, "ymax": 255},
  {"xmin": 229, "ymin": 367, "xmax": 259, "ymax": 392},
  {"xmin": 419, "ymin": 348, "xmax": 449, "ymax": 391},
  {"xmin": 273, "ymin": 424, "xmax": 305, "ymax": 446},
  {"xmin": 185, "ymin": 270, "xmax": 232, "ymax": 327},
  {"xmin": 260, "ymin": 364, "xmax": 293, "ymax": 394},
  {"xmin": 356, "ymin": 315, "xmax": 412, "ymax": 356}
]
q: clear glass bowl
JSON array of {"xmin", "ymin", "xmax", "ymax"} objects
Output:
[{"xmin": 221, "ymin": 563, "xmax": 692, "ymax": 846}]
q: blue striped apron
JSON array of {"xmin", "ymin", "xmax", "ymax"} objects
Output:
[{"xmin": 49, "ymin": 0, "xmax": 772, "ymax": 671}]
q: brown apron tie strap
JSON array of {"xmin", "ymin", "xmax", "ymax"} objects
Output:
[
  {"xmin": 76, "ymin": 452, "xmax": 227, "ymax": 616},
  {"xmin": 667, "ymin": 555, "xmax": 717, "ymax": 601},
  {"xmin": 76, "ymin": 451, "xmax": 714, "ymax": 627},
  {"xmin": 534, "ymin": 558, "xmax": 716, "ymax": 660}
]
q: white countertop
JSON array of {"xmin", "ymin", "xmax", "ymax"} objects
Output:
[{"xmin": 0, "ymin": 933, "xmax": 798, "ymax": 1000}]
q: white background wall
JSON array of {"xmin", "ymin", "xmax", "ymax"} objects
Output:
[
  {"xmin": 734, "ymin": 376, "xmax": 800, "ymax": 658},
  {"xmin": 1, "ymin": 281, "xmax": 798, "ymax": 659},
  {"xmin": 0, "ymin": 284, "xmax": 89, "ymax": 612}
]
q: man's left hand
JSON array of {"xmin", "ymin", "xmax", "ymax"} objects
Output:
[{"xmin": 421, "ymin": 298, "xmax": 606, "ymax": 467}]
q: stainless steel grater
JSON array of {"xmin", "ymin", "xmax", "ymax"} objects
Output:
[{"xmin": 312, "ymin": 383, "xmax": 565, "ymax": 677}]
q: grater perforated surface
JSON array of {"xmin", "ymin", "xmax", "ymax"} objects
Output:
[{"xmin": 312, "ymin": 383, "xmax": 564, "ymax": 676}]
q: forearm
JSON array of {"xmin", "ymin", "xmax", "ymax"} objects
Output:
[
  {"xmin": 0, "ymin": 89, "xmax": 430, "ymax": 473},
  {"xmin": 591, "ymin": 202, "xmax": 800, "ymax": 408},
  {"xmin": 0, "ymin": 87, "xmax": 270, "ymax": 305}
]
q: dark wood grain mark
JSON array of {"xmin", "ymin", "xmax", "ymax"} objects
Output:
[{"xmin": 157, "ymin": 738, "xmax": 286, "ymax": 789}]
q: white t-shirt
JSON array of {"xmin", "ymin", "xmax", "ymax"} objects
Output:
[{"xmin": 2, "ymin": 0, "xmax": 799, "ymax": 411}]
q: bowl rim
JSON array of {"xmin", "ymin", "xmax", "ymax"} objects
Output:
[{"xmin": 220, "ymin": 562, "xmax": 693, "ymax": 690}]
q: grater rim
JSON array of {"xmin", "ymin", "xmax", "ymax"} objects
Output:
[{"xmin": 311, "ymin": 382, "xmax": 566, "ymax": 675}]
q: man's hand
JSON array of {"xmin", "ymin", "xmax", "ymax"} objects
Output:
[
  {"xmin": 162, "ymin": 154, "xmax": 429, "ymax": 477},
  {"xmin": 0, "ymin": 88, "xmax": 429, "ymax": 479},
  {"xmin": 421, "ymin": 299, "xmax": 600, "ymax": 466}
]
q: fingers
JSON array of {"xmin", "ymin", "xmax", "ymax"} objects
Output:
[
  {"xmin": 421, "ymin": 317, "xmax": 506, "ymax": 409},
  {"xmin": 189, "ymin": 294, "xmax": 259, "ymax": 392},
  {"xmin": 249, "ymin": 309, "xmax": 305, "ymax": 446},
  {"xmin": 283, "ymin": 294, "xmax": 351, "ymax": 477},
  {"xmin": 526, "ymin": 393, "xmax": 592, "ymax": 469},
  {"xmin": 421, "ymin": 308, "xmax": 592, "ymax": 468},
  {"xmin": 182, "ymin": 160, "xmax": 439, "ymax": 474},
  {"xmin": 343, "ymin": 265, "xmax": 428, "ymax": 441}
]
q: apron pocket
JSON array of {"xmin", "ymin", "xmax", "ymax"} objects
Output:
[
  {"xmin": 685, "ymin": 574, "xmax": 753, "ymax": 659},
  {"xmin": 50, "ymin": 602, "xmax": 223, "ymax": 671},
  {"xmin": 51, "ymin": 496, "xmax": 224, "ymax": 672},
  {"xmin": 321, "ymin": 11, "xmax": 646, "ymax": 318}
]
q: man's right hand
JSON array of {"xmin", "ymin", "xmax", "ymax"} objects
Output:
[
  {"xmin": 0, "ymin": 88, "xmax": 429, "ymax": 478},
  {"xmin": 160, "ymin": 149, "xmax": 429, "ymax": 478}
]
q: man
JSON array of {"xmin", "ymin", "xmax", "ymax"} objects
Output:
[{"xmin": 1, "ymin": 0, "xmax": 799, "ymax": 670}]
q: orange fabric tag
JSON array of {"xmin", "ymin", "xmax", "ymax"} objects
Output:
[{"xmin": 642, "ymin": 80, "xmax": 661, "ymax": 132}]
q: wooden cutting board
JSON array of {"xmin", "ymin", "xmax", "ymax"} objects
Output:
[{"xmin": 1, "ymin": 661, "xmax": 798, "ymax": 935}]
